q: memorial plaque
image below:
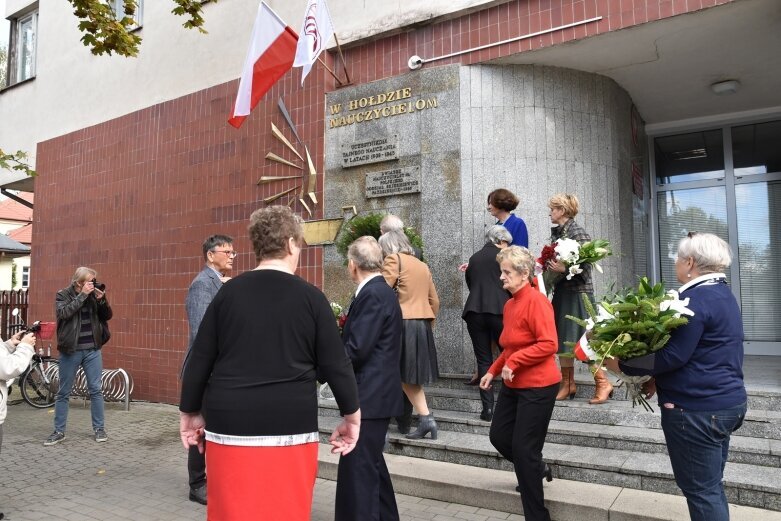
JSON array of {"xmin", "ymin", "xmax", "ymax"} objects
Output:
[
  {"xmin": 341, "ymin": 135, "xmax": 398, "ymax": 168},
  {"xmin": 365, "ymin": 166, "xmax": 420, "ymax": 198}
]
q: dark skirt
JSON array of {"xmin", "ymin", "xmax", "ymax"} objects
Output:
[
  {"xmin": 400, "ymin": 319, "xmax": 439, "ymax": 385},
  {"xmin": 552, "ymin": 285, "xmax": 593, "ymax": 355}
]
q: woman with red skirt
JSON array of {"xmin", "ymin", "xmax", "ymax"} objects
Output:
[{"xmin": 179, "ymin": 206, "xmax": 361, "ymax": 520}]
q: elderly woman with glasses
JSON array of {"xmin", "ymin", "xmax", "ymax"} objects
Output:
[
  {"xmin": 605, "ymin": 232, "xmax": 746, "ymax": 521},
  {"xmin": 480, "ymin": 246, "xmax": 559, "ymax": 521},
  {"xmin": 180, "ymin": 206, "xmax": 360, "ymax": 521}
]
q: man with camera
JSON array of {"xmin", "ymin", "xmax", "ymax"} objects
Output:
[
  {"xmin": 181, "ymin": 234, "xmax": 234, "ymax": 505},
  {"xmin": 44, "ymin": 267, "xmax": 113, "ymax": 446}
]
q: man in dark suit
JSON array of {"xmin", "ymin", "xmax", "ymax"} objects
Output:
[
  {"xmin": 182, "ymin": 234, "xmax": 234, "ymax": 505},
  {"xmin": 462, "ymin": 225, "xmax": 512, "ymax": 421},
  {"xmin": 335, "ymin": 236, "xmax": 403, "ymax": 521}
]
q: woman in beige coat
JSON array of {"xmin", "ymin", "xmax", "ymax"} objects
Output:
[{"xmin": 378, "ymin": 230, "xmax": 440, "ymax": 440}]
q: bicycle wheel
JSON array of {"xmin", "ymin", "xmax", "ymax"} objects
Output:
[{"xmin": 21, "ymin": 359, "xmax": 59, "ymax": 408}]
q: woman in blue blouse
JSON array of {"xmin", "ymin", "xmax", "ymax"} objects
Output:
[
  {"xmin": 487, "ymin": 189, "xmax": 529, "ymax": 248},
  {"xmin": 606, "ymin": 232, "xmax": 746, "ymax": 521}
]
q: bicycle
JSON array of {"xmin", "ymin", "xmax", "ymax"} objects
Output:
[{"xmin": 7, "ymin": 309, "xmax": 59, "ymax": 409}]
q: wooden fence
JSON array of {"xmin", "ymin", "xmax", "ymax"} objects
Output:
[{"xmin": 0, "ymin": 290, "xmax": 29, "ymax": 340}]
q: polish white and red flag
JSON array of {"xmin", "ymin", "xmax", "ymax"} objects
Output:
[
  {"xmin": 293, "ymin": 0, "xmax": 335, "ymax": 85},
  {"xmin": 573, "ymin": 333, "xmax": 596, "ymax": 363},
  {"xmin": 228, "ymin": 2, "xmax": 298, "ymax": 129}
]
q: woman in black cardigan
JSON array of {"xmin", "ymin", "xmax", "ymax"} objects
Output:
[{"xmin": 180, "ymin": 206, "xmax": 360, "ymax": 520}]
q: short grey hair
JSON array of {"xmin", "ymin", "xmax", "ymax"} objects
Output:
[
  {"xmin": 678, "ymin": 232, "xmax": 732, "ymax": 274},
  {"xmin": 348, "ymin": 236, "xmax": 384, "ymax": 272},
  {"xmin": 485, "ymin": 225, "xmax": 512, "ymax": 246},
  {"xmin": 495, "ymin": 246, "xmax": 534, "ymax": 282},
  {"xmin": 380, "ymin": 214, "xmax": 404, "ymax": 234},
  {"xmin": 72, "ymin": 267, "xmax": 97, "ymax": 285},
  {"xmin": 378, "ymin": 230, "xmax": 414, "ymax": 256}
]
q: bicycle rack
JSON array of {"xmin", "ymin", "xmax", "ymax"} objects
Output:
[{"xmin": 71, "ymin": 367, "xmax": 134, "ymax": 411}]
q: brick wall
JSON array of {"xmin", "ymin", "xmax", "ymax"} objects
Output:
[{"xmin": 31, "ymin": 0, "xmax": 730, "ymax": 403}]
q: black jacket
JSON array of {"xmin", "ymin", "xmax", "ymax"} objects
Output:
[
  {"xmin": 462, "ymin": 242, "xmax": 510, "ymax": 318},
  {"xmin": 341, "ymin": 276, "xmax": 404, "ymax": 420},
  {"xmin": 55, "ymin": 286, "xmax": 113, "ymax": 354}
]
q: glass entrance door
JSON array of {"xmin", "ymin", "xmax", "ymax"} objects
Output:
[{"xmin": 653, "ymin": 120, "xmax": 781, "ymax": 355}]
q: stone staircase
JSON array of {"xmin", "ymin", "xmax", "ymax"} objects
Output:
[{"xmin": 317, "ymin": 370, "xmax": 781, "ymax": 515}]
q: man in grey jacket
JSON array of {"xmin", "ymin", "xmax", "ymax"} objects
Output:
[{"xmin": 182, "ymin": 234, "xmax": 234, "ymax": 505}]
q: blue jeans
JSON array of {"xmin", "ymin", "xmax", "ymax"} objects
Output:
[
  {"xmin": 661, "ymin": 402, "xmax": 746, "ymax": 521},
  {"xmin": 54, "ymin": 349, "xmax": 105, "ymax": 433}
]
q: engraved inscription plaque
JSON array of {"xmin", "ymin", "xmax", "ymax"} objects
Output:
[
  {"xmin": 365, "ymin": 166, "xmax": 421, "ymax": 198},
  {"xmin": 341, "ymin": 135, "xmax": 399, "ymax": 168}
]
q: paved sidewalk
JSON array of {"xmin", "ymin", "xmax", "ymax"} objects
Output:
[{"xmin": 0, "ymin": 398, "xmax": 521, "ymax": 521}]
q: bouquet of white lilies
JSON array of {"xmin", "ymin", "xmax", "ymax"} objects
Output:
[
  {"xmin": 567, "ymin": 278, "xmax": 694, "ymax": 411},
  {"xmin": 553, "ymin": 238, "xmax": 613, "ymax": 280}
]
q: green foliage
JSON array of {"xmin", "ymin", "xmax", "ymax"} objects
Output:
[
  {"xmin": 11, "ymin": 263, "xmax": 17, "ymax": 289},
  {"xmin": 67, "ymin": 0, "xmax": 213, "ymax": 57},
  {"xmin": 566, "ymin": 277, "xmax": 690, "ymax": 360},
  {"xmin": 0, "ymin": 149, "xmax": 36, "ymax": 177},
  {"xmin": 335, "ymin": 213, "xmax": 424, "ymax": 263},
  {"xmin": 0, "ymin": 46, "xmax": 7, "ymax": 88}
]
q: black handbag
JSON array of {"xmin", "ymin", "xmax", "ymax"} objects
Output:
[{"xmin": 100, "ymin": 321, "xmax": 111, "ymax": 345}]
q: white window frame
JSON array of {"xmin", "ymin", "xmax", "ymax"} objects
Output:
[
  {"xmin": 112, "ymin": 0, "xmax": 144, "ymax": 29},
  {"xmin": 15, "ymin": 11, "xmax": 37, "ymax": 82},
  {"xmin": 21, "ymin": 266, "xmax": 30, "ymax": 289}
]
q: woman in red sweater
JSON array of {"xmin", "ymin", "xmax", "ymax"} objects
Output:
[{"xmin": 480, "ymin": 246, "xmax": 560, "ymax": 521}]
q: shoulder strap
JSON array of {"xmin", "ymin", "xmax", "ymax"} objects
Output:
[{"xmin": 393, "ymin": 254, "xmax": 402, "ymax": 292}]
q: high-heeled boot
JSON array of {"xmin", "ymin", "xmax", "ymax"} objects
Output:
[
  {"xmin": 405, "ymin": 413, "xmax": 438, "ymax": 440},
  {"xmin": 589, "ymin": 367, "xmax": 614, "ymax": 404},
  {"xmin": 556, "ymin": 367, "xmax": 573, "ymax": 400}
]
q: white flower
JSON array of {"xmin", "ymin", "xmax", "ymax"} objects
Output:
[
  {"xmin": 659, "ymin": 296, "xmax": 695, "ymax": 317},
  {"xmin": 566, "ymin": 264, "xmax": 583, "ymax": 280},
  {"xmin": 595, "ymin": 304, "xmax": 615, "ymax": 323},
  {"xmin": 595, "ymin": 262, "xmax": 603, "ymax": 273},
  {"xmin": 594, "ymin": 247, "xmax": 609, "ymax": 255},
  {"xmin": 555, "ymin": 238, "xmax": 580, "ymax": 264},
  {"xmin": 584, "ymin": 317, "xmax": 595, "ymax": 330}
]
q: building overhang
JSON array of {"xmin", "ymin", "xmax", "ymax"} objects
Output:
[{"xmin": 491, "ymin": 0, "xmax": 781, "ymax": 126}]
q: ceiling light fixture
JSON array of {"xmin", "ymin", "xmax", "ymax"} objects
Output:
[{"xmin": 710, "ymin": 79, "xmax": 741, "ymax": 96}]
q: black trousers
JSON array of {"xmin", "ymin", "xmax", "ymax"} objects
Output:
[
  {"xmin": 335, "ymin": 418, "xmax": 399, "ymax": 521},
  {"xmin": 464, "ymin": 312, "xmax": 503, "ymax": 412},
  {"xmin": 489, "ymin": 383, "xmax": 558, "ymax": 521},
  {"xmin": 188, "ymin": 444, "xmax": 206, "ymax": 489}
]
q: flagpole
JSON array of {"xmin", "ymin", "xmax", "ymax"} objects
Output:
[
  {"xmin": 333, "ymin": 33, "xmax": 351, "ymax": 84},
  {"xmin": 317, "ymin": 56, "xmax": 343, "ymax": 85}
]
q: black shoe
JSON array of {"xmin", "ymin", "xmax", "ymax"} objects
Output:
[
  {"xmin": 405, "ymin": 413, "xmax": 438, "ymax": 440},
  {"xmin": 543, "ymin": 463, "xmax": 553, "ymax": 482},
  {"xmin": 480, "ymin": 409, "xmax": 493, "ymax": 422},
  {"xmin": 463, "ymin": 376, "xmax": 479, "ymax": 386},
  {"xmin": 189, "ymin": 484, "xmax": 207, "ymax": 505}
]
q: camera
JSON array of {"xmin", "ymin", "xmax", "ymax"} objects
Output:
[
  {"xmin": 27, "ymin": 321, "xmax": 42, "ymax": 334},
  {"xmin": 92, "ymin": 280, "xmax": 106, "ymax": 291}
]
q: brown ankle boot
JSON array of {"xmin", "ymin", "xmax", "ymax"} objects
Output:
[
  {"xmin": 567, "ymin": 366, "xmax": 576, "ymax": 399},
  {"xmin": 556, "ymin": 367, "xmax": 571, "ymax": 400},
  {"xmin": 589, "ymin": 368, "xmax": 614, "ymax": 404}
]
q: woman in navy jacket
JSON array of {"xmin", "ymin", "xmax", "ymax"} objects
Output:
[{"xmin": 606, "ymin": 232, "xmax": 746, "ymax": 521}]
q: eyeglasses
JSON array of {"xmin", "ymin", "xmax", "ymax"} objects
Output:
[{"xmin": 211, "ymin": 250, "xmax": 237, "ymax": 258}]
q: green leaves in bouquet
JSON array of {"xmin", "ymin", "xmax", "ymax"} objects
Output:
[
  {"xmin": 335, "ymin": 212, "xmax": 424, "ymax": 264},
  {"xmin": 568, "ymin": 277, "xmax": 690, "ymax": 361},
  {"xmin": 577, "ymin": 238, "xmax": 613, "ymax": 264}
]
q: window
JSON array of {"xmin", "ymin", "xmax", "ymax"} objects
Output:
[
  {"xmin": 112, "ymin": 0, "xmax": 143, "ymax": 29},
  {"xmin": 3, "ymin": 8, "xmax": 38, "ymax": 87},
  {"xmin": 22, "ymin": 266, "xmax": 30, "ymax": 289}
]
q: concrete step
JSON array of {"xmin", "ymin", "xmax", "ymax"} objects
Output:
[
  {"xmin": 317, "ymin": 443, "xmax": 781, "ymax": 521},
  {"xmin": 317, "ymin": 416, "xmax": 781, "ymax": 511},
  {"xmin": 319, "ymin": 401, "xmax": 780, "ymax": 467},
  {"xmin": 436, "ymin": 372, "xmax": 781, "ymax": 410},
  {"xmin": 393, "ymin": 387, "xmax": 781, "ymax": 440}
]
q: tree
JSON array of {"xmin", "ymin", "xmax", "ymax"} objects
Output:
[
  {"xmin": 0, "ymin": 45, "xmax": 6, "ymax": 88},
  {"xmin": 1, "ymin": 1, "xmax": 213, "ymax": 178},
  {"xmin": 69, "ymin": 0, "xmax": 213, "ymax": 57}
]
